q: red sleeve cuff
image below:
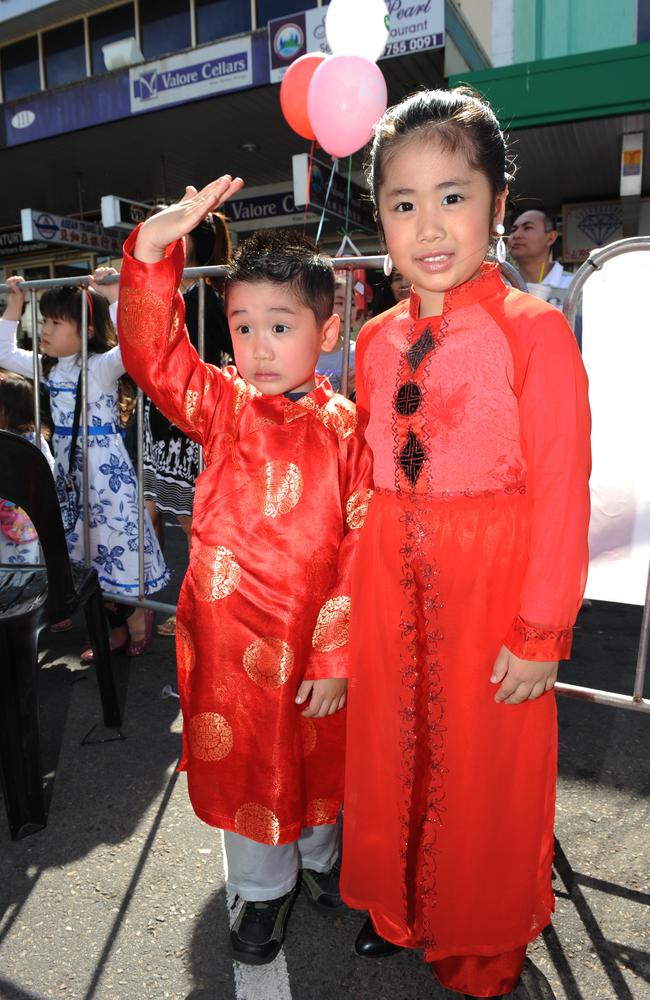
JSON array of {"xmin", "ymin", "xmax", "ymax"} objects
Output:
[
  {"xmin": 504, "ymin": 615, "xmax": 573, "ymax": 661},
  {"xmin": 121, "ymin": 226, "xmax": 185, "ymax": 288}
]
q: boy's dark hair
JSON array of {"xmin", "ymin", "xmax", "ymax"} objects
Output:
[
  {"xmin": 366, "ymin": 86, "xmax": 514, "ymax": 214},
  {"xmin": 39, "ymin": 286, "xmax": 116, "ymax": 377},
  {"xmin": 225, "ymin": 230, "xmax": 335, "ymax": 325}
]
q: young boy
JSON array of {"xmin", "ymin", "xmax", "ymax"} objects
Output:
[{"xmin": 117, "ymin": 176, "xmax": 373, "ymax": 966}]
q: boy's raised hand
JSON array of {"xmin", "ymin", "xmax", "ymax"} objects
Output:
[
  {"xmin": 2, "ymin": 274, "xmax": 26, "ymax": 322},
  {"xmin": 134, "ymin": 175, "xmax": 244, "ymax": 263}
]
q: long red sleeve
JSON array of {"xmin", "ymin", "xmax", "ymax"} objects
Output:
[
  {"xmin": 118, "ymin": 228, "xmax": 230, "ymax": 447},
  {"xmin": 501, "ymin": 300, "xmax": 591, "ymax": 660}
]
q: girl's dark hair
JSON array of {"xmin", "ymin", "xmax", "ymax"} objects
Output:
[
  {"xmin": 225, "ymin": 230, "xmax": 334, "ymax": 325},
  {"xmin": 0, "ymin": 373, "xmax": 50, "ymax": 438},
  {"xmin": 186, "ymin": 212, "xmax": 232, "ymax": 294},
  {"xmin": 38, "ymin": 287, "xmax": 133, "ymax": 427},
  {"xmin": 366, "ymin": 86, "xmax": 513, "ymax": 212},
  {"xmin": 39, "ymin": 286, "xmax": 116, "ymax": 377}
]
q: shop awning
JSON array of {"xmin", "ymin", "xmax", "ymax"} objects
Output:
[{"xmin": 449, "ymin": 43, "xmax": 650, "ymax": 130}]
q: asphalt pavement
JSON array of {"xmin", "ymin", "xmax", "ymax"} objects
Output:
[{"xmin": 0, "ymin": 525, "xmax": 648, "ymax": 1000}]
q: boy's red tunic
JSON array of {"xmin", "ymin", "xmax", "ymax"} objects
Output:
[{"xmin": 118, "ymin": 231, "xmax": 373, "ymax": 844}]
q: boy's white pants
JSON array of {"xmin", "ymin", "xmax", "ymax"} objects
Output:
[{"xmin": 223, "ymin": 823, "xmax": 339, "ymax": 901}]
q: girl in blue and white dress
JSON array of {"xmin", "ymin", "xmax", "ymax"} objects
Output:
[
  {"xmin": 0, "ymin": 276, "xmax": 168, "ymax": 656},
  {"xmin": 0, "ymin": 373, "xmax": 55, "ymax": 567}
]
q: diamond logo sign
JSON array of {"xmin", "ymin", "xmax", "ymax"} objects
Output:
[{"xmin": 576, "ymin": 207, "xmax": 622, "ymax": 247}]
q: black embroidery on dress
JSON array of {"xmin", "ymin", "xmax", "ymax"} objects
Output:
[
  {"xmin": 406, "ymin": 326, "xmax": 435, "ymax": 372},
  {"xmin": 399, "ymin": 429, "xmax": 426, "ymax": 486},
  {"xmin": 395, "ymin": 382, "xmax": 422, "ymax": 416}
]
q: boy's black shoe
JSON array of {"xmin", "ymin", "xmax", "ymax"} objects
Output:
[
  {"xmin": 301, "ymin": 859, "xmax": 346, "ymax": 914},
  {"xmin": 230, "ymin": 887, "xmax": 297, "ymax": 965}
]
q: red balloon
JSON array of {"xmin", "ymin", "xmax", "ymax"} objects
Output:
[{"xmin": 280, "ymin": 53, "xmax": 327, "ymax": 141}]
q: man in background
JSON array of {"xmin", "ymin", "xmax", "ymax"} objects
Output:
[{"xmin": 509, "ymin": 209, "xmax": 573, "ymax": 308}]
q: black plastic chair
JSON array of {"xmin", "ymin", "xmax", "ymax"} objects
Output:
[{"xmin": 0, "ymin": 430, "xmax": 122, "ymax": 839}]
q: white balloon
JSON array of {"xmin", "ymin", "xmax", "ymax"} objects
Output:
[{"xmin": 325, "ymin": 0, "xmax": 390, "ymax": 64}]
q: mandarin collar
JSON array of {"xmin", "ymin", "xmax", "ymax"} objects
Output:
[
  {"xmin": 250, "ymin": 372, "xmax": 333, "ymax": 423},
  {"xmin": 297, "ymin": 373, "xmax": 333, "ymax": 407},
  {"xmin": 408, "ymin": 262, "xmax": 504, "ymax": 326}
]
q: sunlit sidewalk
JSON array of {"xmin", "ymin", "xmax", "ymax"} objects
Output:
[{"xmin": 0, "ymin": 601, "xmax": 647, "ymax": 1000}]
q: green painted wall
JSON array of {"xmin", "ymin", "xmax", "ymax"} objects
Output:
[{"xmin": 514, "ymin": 0, "xmax": 637, "ymax": 61}]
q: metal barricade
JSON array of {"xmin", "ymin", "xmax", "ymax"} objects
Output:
[
  {"xmin": 559, "ymin": 237, "xmax": 650, "ymax": 715},
  {"xmin": 5, "ymin": 256, "xmax": 645, "ymax": 715}
]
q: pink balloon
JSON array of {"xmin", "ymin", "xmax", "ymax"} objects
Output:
[{"xmin": 307, "ymin": 55, "xmax": 387, "ymax": 158}]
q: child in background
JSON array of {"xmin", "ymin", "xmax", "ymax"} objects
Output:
[
  {"xmin": 0, "ymin": 373, "xmax": 54, "ymax": 565},
  {"xmin": 342, "ymin": 89, "xmax": 591, "ymax": 999},
  {"xmin": 117, "ymin": 179, "xmax": 373, "ymax": 966},
  {"xmin": 316, "ymin": 276, "xmax": 357, "ymax": 395},
  {"xmin": 0, "ymin": 278, "xmax": 168, "ymax": 657}
]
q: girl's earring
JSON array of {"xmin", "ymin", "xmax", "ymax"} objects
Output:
[
  {"xmin": 383, "ymin": 253, "xmax": 393, "ymax": 277},
  {"xmin": 495, "ymin": 223, "xmax": 507, "ymax": 265}
]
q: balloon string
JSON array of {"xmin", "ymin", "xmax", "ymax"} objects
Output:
[
  {"xmin": 316, "ymin": 158, "xmax": 337, "ymax": 243},
  {"xmin": 303, "ymin": 140, "xmax": 315, "ymax": 235},
  {"xmin": 344, "ymin": 155, "xmax": 352, "ymax": 234}
]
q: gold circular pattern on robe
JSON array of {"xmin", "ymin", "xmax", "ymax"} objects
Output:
[
  {"xmin": 252, "ymin": 461, "xmax": 303, "ymax": 517},
  {"xmin": 194, "ymin": 544, "xmax": 242, "ymax": 601},
  {"xmin": 345, "ymin": 488, "xmax": 374, "ymax": 530},
  {"xmin": 118, "ymin": 288, "xmax": 168, "ymax": 347},
  {"xmin": 243, "ymin": 637, "xmax": 294, "ymax": 689},
  {"xmin": 312, "ymin": 596, "xmax": 351, "ymax": 652},
  {"xmin": 189, "ymin": 712, "xmax": 233, "ymax": 761},
  {"xmin": 176, "ymin": 620, "xmax": 196, "ymax": 679},
  {"xmin": 169, "ymin": 305, "xmax": 182, "ymax": 342},
  {"xmin": 235, "ymin": 802, "xmax": 281, "ymax": 845},
  {"xmin": 305, "ymin": 798, "xmax": 339, "ymax": 826},
  {"xmin": 300, "ymin": 717, "xmax": 317, "ymax": 758},
  {"xmin": 184, "ymin": 388, "xmax": 199, "ymax": 424}
]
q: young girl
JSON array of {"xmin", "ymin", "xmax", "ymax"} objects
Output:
[
  {"xmin": 0, "ymin": 373, "xmax": 54, "ymax": 566},
  {"xmin": 0, "ymin": 277, "xmax": 168, "ymax": 656},
  {"xmin": 341, "ymin": 89, "xmax": 591, "ymax": 999}
]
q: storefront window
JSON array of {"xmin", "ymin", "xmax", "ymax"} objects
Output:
[
  {"xmin": 90, "ymin": 3, "xmax": 136, "ymax": 74},
  {"xmin": 256, "ymin": 0, "xmax": 306, "ymax": 28},
  {"xmin": 54, "ymin": 260, "xmax": 92, "ymax": 279},
  {"xmin": 1, "ymin": 37, "xmax": 40, "ymax": 102},
  {"xmin": 139, "ymin": 0, "xmax": 191, "ymax": 59},
  {"xmin": 196, "ymin": 0, "xmax": 251, "ymax": 43},
  {"xmin": 43, "ymin": 21, "xmax": 86, "ymax": 89}
]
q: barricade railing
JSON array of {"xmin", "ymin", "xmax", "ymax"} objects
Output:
[{"xmin": 4, "ymin": 255, "xmax": 646, "ymax": 714}]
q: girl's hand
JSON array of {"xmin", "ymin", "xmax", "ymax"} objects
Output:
[
  {"xmin": 89, "ymin": 266, "xmax": 119, "ymax": 304},
  {"xmin": 2, "ymin": 275, "xmax": 26, "ymax": 322},
  {"xmin": 295, "ymin": 678, "xmax": 347, "ymax": 717},
  {"xmin": 134, "ymin": 175, "xmax": 244, "ymax": 264},
  {"xmin": 491, "ymin": 645, "xmax": 558, "ymax": 704}
]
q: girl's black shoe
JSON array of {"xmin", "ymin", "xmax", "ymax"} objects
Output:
[{"xmin": 354, "ymin": 916, "xmax": 403, "ymax": 958}]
